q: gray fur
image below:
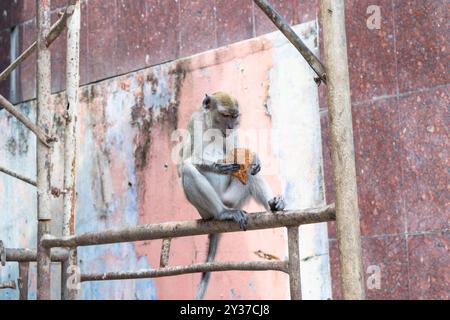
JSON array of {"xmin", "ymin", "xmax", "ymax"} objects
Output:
[{"xmin": 180, "ymin": 93, "xmax": 285, "ymax": 299}]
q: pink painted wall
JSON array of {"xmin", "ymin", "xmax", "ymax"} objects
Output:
[{"xmin": 134, "ymin": 35, "xmax": 288, "ymax": 299}]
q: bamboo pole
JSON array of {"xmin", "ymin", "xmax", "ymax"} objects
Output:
[
  {"xmin": 41, "ymin": 205, "xmax": 335, "ymax": 248},
  {"xmin": 0, "ymin": 240, "xmax": 4, "ymax": 266},
  {"xmin": 160, "ymin": 238, "xmax": 172, "ymax": 268},
  {"xmin": 5, "ymin": 248, "xmax": 69, "ymax": 262},
  {"xmin": 61, "ymin": 249, "xmax": 79, "ymax": 299},
  {"xmin": 63, "ymin": 0, "xmax": 80, "ymax": 239},
  {"xmin": 18, "ymin": 262, "xmax": 29, "ymax": 300},
  {"xmin": 0, "ymin": 165, "xmax": 37, "ymax": 187},
  {"xmin": 0, "ymin": 1, "xmax": 76, "ymax": 83},
  {"xmin": 61, "ymin": 0, "xmax": 80, "ymax": 300},
  {"xmin": 287, "ymin": 227, "xmax": 301, "ymax": 300},
  {"xmin": 36, "ymin": 0, "xmax": 53, "ymax": 300},
  {"xmin": 81, "ymin": 261, "xmax": 289, "ymax": 282},
  {"xmin": 320, "ymin": 0, "xmax": 365, "ymax": 300},
  {"xmin": 0, "ymin": 94, "xmax": 52, "ymax": 147},
  {"xmin": 253, "ymin": 0, "xmax": 327, "ymax": 84}
]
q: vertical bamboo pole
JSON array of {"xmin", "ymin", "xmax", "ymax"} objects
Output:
[
  {"xmin": 61, "ymin": 249, "xmax": 79, "ymax": 299},
  {"xmin": 320, "ymin": 0, "xmax": 365, "ymax": 299},
  {"xmin": 18, "ymin": 262, "xmax": 30, "ymax": 300},
  {"xmin": 36, "ymin": 0, "xmax": 53, "ymax": 300},
  {"xmin": 287, "ymin": 227, "xmax": 301, "ymax": 300},
  {"xmin": 61, "ymin": 0, "xmax": 81, "ymax": 300}
]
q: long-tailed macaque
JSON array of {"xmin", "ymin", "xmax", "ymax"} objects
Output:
[{"xmin": 179, "ymin": 92, "xmax": 285, "ymax": 299}]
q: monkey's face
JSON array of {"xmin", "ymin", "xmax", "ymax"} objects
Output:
[
  {"xmin": 215, "ymin": 109, "xmax": 240, "ymax": 135},
  {"xmin": 203, "ymin": 92, "xmax": 241, "ymax": 136}
]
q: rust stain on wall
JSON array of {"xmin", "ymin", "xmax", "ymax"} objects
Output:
[
  {"xmin": 132, "ymin": 61, "xmax": 187, "ymax": 172},
  {"xmin": 131, "ymin": 101, "xmax": 152, "ymax": 172},
  {"xmin": 5, "ymin": 104, "xmax": 32, "ymax": 156}
]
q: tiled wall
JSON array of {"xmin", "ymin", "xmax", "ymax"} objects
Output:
[
  {"xmin": 321, "ymin": 0, "xmax": 449, "ymax": 300},
  {"xmin": 0, "ymin": 0, "xmax": 448, "ymax": 299},
  {"xmin": 0, "ymin": 0, "xmax": 317, "ymax": 102}
]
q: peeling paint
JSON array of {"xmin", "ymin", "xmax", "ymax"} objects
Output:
[{"xmin": 131, "ymin": 102, "xmax": 152, "ymax": 171}]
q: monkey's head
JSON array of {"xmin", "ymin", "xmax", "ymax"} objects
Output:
[{"xmin": 203, "ymin": 92, "xmax": 241, "ymax": 136}]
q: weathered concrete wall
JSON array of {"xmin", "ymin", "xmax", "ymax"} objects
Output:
[{"xmin": 0, "ymin": 21, "xmax": 328, "ymax": 299}]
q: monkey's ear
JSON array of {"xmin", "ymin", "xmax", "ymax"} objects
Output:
[{"xmin": 202, "ymin": 94, "xmax": 212, "ymax": 110}]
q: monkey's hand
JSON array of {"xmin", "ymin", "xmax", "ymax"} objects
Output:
[
  {"xmin": 250, "ymin": 153, "xmax": 261, "ymax": 175},
  {"xmin": 268, "ymin": 196, "xmax": 285, "ymax": 212},
  {"xmin": 213, "ymin": 163, "xmax": 241, "ymax": 175}
]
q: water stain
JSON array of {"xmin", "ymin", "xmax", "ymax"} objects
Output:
[{"xmin": 132, "ymin": 61, "xmax": 188, "ymax": 171}]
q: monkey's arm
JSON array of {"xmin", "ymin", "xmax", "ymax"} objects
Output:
[
  {"xmin": 249, "ymin": 174, "xmax": 285, "ymax": 212},
  {"xmin": 197, "ymin": 162, "xmax": 241, "ymax": 175}
]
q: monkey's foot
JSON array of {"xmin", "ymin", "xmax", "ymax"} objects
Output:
[
  {"xmin": 269, "ymin": 197, "xmax": 285, "ymax": 212},
  {"xmin": 220, "ymin": 209, "xmax": 248, "ymax": 231}
]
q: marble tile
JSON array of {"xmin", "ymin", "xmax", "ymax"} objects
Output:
[
  {"xmin": 394, "ymin": 0, "xmax": 449, "ymax": 92},
  {"xmin": 408, "ymin": 232, "xmax": 450, "ymax": 300},
  {"xmin": 216, "ymin": 0, "xmax": 254, "ymax": 47},
  {"xmin": 353, "ymin": 98, "xmax": 405, "ymax": 236},
  {"xmin": 179, "ymin": 0, "xmax": 216, "ymax": 57},
  {"xmin": 329, "ymin": 235, "xmax": 409, "ymax": 299},
  {"xmin": 398, "ymin": 87, "xmax": 449, "ymax": 232},
  {"xmin": 345, "ymin": 0, "xmax": 397, "ymax": 103}
]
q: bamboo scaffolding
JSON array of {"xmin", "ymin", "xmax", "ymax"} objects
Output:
[
  {"xmin": 61, "ymin": 0, "xmax": 81, "ymax": 300},
  {"xmin": 36, "ymin": 0, "xmax": 53, "ymax": 300},
  {"xmin": 320, "ymin": 0, "xmax": 365, "ymax": 300},
  {"xmin": 41, "ymin": 205, "xmax": 335, "ymax": 248},
  {"xmin": 81, "ymin": 261, "xmax": 289, "ymax": 282},
  {"xmin": 287, "ymin": 226, "xmax": 301, "ymax": 300}
]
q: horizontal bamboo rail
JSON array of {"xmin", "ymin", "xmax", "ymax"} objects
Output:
[
  {"xmin": 81, "ymin": 261, "xmax": 288, "ymax": 282},
  {"xmin": 0, "ymin": 166, "xmax": 37, "ymax": 187},
  {"xmin": 41, "ymin": 204, "xmax": 335, "ymax": 248},
  {"xmin": 4, "ymin": 248, "xmax": 69, "ymax": 262}
]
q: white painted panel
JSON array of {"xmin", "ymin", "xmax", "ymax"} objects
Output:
[{"xmin": 268, "ymin": 21, "xmax": 332, "ymax": 300}]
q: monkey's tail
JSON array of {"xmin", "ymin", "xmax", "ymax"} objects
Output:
[{"xmin": 196, "ymin": 233, "xmax": 220, "ymax": 300}]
